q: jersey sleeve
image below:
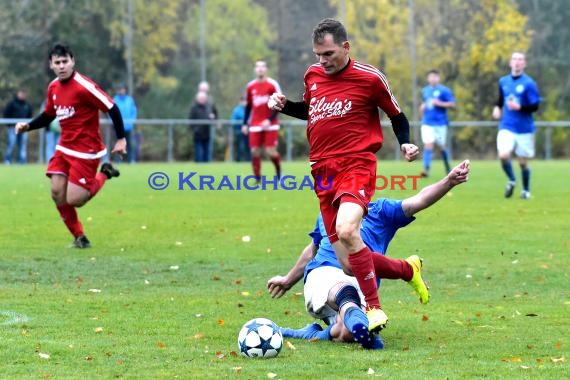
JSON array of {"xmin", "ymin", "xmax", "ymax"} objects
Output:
[
  {"xmin": 308, "ymin": 216, "xmax": 324, "ymax": 248},
  {"xmin": 374, "ymin": 199, "xmax": 415, "ymax": 229},
  {"xmin": 442, "ymin": 87, "xmax": 455, "ymax": 103},
  {"xmin": 44, "ymin": 86, "xmax": 56, "ymax": 117},
  {"xmin": 75, "ymin": 74, "xmax": 114, "ymax": 112},
  {"xmin": 373, "ymin": 72, "xmax": 401, "ymax": 117}
]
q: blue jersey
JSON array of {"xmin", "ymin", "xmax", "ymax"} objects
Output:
[
  {"xmin": 304, "ymin": 198, "xmax": 416, "ymax": 283},
  {"xmin": 421, "ymin": 84, "xmax": 454, "ymax": 126},
  {"xmin": 498, "ymin": 74, "xmax": 541, "ymax": 134}
]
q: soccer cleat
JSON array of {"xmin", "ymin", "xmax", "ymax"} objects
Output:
[
  {"xmin": 366, "ymin": 308, "xmax": 389, "ymax": 333},
  {"xmin": 351, "ymin": 323, "xmax": 384, "ymax": 349},
  {"xmin": 405, "ymin": 255, "xmax": 429, "ymax": 304},
  {"xmin": 504, "ymin": 181, "xmax": 515, "ymax": 198},
  {"xmin": 101, "ymin": 163, "xmax": 120, "ymax": 179},
  {"xmin": 72, "ymin": 235, "xmax": 91, "ymax": 249},
  {"xmin": 520, "ymin": 190, "xmax": 531, "ymax": 200},
  {"xmin": 420, "ymin": 171, "xmax": 429, "ymax": 178}
]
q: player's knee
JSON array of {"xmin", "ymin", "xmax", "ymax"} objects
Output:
[
  {"xmin": 336, "ymin": 221, "xmax": 358, "ymax": 244},
  {"xmin": 50, "ymin": 188, "xmax": 65, "ymax": 204},
  {"xmin": 498, "ymin": 152, "xmax": 511, "ymax": 160},
  {"xmin": 251, "ymin": 148, "xmax": 261, "ymax": 156}
]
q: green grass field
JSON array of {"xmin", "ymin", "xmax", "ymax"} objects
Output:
[{"xmin": 0, "ymin": 160, "xmax": 568, "ymax": 379}]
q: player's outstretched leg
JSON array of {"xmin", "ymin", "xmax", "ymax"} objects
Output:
[
  {"xmin": 405, "ymin": 255, "xmax": 430, "ymax": 304},
  {"xmin": 280, "ymin": 323, "xmax": 332, "ymax": 340},
  {"xmin": 89, "ymin": 162, "xmax": 120, "ymax": 200}
]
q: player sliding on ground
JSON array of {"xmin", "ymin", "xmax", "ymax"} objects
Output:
[
  {"xmin": 267, "ymin": 160, "xmax": 470, "ymax": 349},
  {"xmin": 269, "ymin": 18, "xmax": 420, "ymax": 332},
  {"xmin": 15, "ymin": 43, "xmax": 126, "ymax": 248}
]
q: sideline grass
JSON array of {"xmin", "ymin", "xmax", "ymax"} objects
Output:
[{"xmin": 0, "ymin": 160, "xmax": 568, "ymax": 379}]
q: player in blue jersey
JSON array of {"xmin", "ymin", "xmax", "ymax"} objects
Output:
[
  {"xmin": 492, "ymin": 52, "xmax": 541, "ymax": 200},
  {"xmin": 267, "ymin": 160, "xmax": 470, "ymax": 349},
  {"xmin": 419, "ymin": 70, "xmax": 456, "ymax": 178}
]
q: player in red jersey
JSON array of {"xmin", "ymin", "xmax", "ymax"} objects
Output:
[
  {"xmin": 15, "ymin": 43, "xmax": 126, "ymax": 248},
  {"xmin": 269, "ymin": 19, "xmax": 425, "ymax": 332},
  {"xmin": 242, "ymin": 60, "xmax": 283, "ymax": 180}
]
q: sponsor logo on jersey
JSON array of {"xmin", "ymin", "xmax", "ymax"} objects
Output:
[
  {"xmin": 516, "ymin": 84, "xmax": 524, "ymax": 93},
  {"xmin": 308, "ymin": 96, "xmax": 352, "ymax": 124},
  {"xmin": 252, "ymin": 94, "xmax": 270, "ymax": 107},
  {"xmin": 55, "ymin": 105, "xmax": 75, "ymax": 121}
]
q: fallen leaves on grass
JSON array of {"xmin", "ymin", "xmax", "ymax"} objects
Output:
[
  {"xmin": 230, "ymin": 351, "xmax": 238, "ymax": 357},
  {"xmin": 169, "ymin": 265, "xmax": 179, "ymax": 271},
  {"xmin": 217, "ymin": 319, "xmax": 225, "ymax": 326},
  {"xmin": 501, "ymin": 357, "xmax": 522, "ymax": 363},
  {"xmin": 194, "ymin": 333, "xmax": 204, "ymax": 339},
  {"xmin": 38, "ymin": 352, "xmax": 50, "ymax": 359},
  {"xmin": 88, "ymin": 289, "xmax": 101, "ymax": 293},
  {"xmin": 286, "ymin": 341, "xmax": 296, "ymax": 350},
  {"xmin": 232, "ymin": 367, "xmax": 242, "ymax": 374},
  {"xmin": 215, "ymin": 351, "xmax": 224, "ymax": 359},
  {"xmin": 367, "ymin": 368, "xmax": 375, "ymax": 375},
  {"xmin": 85, "ymin": 355, "xmax": 93, "ymax": 361},
  {"xmin": 550, "ymin": 356, "xmax": 565, "ymax": 363},
  {"xmin": 241, "ymin": 291, "xmax": 250, "ymax": 296},
  {"xmin": 157, "ymin": 341, "xmax": 166, "ymax": 349},
  {"xmin": 94, "ymin": 327, "xmax": 103, "ymax": 333},
  {"xmin": 76, "ymin": 276, "xmax": 84, "ymax": 288},
  {"xmin": 267, "ymin": 373, "xmax": 277, "ymax": 379},
  {"xmin": 422, "ymin": 315, "xmax": 429, "ymax": 321}
]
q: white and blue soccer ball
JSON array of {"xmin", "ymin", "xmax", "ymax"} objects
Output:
[{"xmin": 237, "ymin": 317, "xmax": 283, "ymax": 358}]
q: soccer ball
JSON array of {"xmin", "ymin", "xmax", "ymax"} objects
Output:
[{"xmin": 237, "ymin": 318, "xmax": 283, "ymax": 358}]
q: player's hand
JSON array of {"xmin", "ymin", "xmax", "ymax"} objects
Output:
[
  {"xmin": 261, "ymin": 119, "xmax": 271, "ymax": 128},
  {"xmin": 268, "ymin": 93, "xmax": 287, "ymax": 111},
  {"xmin": 492, "ymin": 106, "xmax": 502, "ymax": 120},
  {"xmin": 267, "ymin": 275, "xmax": 292, "ymax": 299},
  {"xmin": 241, "ymin": 125, "xmax": 249, "ymax": 135},
  {"xmin": 15, "ymin": 122, "xmax": 29, "ymax": 134},
  {"xmin": 400, "ymin": 143, "xmax": 419, "ymax": 162},
  {"xmin": 447, "ymin": 159, "xmax": 470, "ymax": 186},
  {"xmin": 506, "ymin": 100, "xmax": 521, "ymax": 111},
  {"xmin": 431, "ymin": 98, "xmax": 443, "ymax": 107},
  {"xmin": 111, "ymin": 138, "xmax": 127, "ymax": 156}
]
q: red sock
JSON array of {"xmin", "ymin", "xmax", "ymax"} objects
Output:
[
  {"xmin": 56, "ymin": 203, "xmax": 84, "ymax": 238},
  {"xmin": 371, "ymin": 254, "xmax": 413, "ymax": 281},
  {"xmin": 89, "ymin": 172, "xmax": 107, "ymax": 198},
  {"xmin": 270, "ymin": 154, "xmax": 281, "ymax": 177},
  {"xmin": 347, "ymin": 246, "xmax": 380, "ymax": 309},
  {"xmin": 252, "ymin": 156, "xmax": 261, "ymax": 178}
]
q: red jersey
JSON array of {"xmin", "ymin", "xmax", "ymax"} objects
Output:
[
  {"xmin": 245, "ymin": 77, "xmax": 282, "ymax": 128},
  {"xmin": 303, "ymin": 60, "xmax": 401, "ymax": 161},
  {"xmin": 44, "ymin": 71, "xmax": 114, "ymax": 159}
]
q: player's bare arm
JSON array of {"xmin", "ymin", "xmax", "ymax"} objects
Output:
[
  {"xmin": 401, "ymin": 159, "xmax": 470, "ymax": 217},
  {"xmin": 267, "ymin": 241, "xmax": 317, "ymax": 299}
]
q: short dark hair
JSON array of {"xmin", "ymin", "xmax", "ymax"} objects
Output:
[
  {"xmin": 48, "ymin": 43, "xmax": 74, "ymax": 60},
  {"xmin": 312, "ymin": 18, "xmax": 348, "ymax": 45},
  {"xmin": 427, "ymin": 69, "xmax": 440, "ymax": 75}
]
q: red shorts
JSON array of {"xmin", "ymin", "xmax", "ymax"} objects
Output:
[
  {"xmin": 46, "ymin": 150, "xmax": 101, "ymax": 194},
  {"xmin": 249, "ymin": 129, "xmax": 279, "ymax": 149},
  {"xmin": 311, "ymin": 153, "xmax": 377, "ymax": 243}
]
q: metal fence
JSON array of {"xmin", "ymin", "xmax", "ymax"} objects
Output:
[{"xmin": 1, "ymin": 118, "xmax": 569, "ymax": 164}]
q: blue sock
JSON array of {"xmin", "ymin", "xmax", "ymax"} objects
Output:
[
  {"xmin": 280, "ymin": 323, "xmax": 332, "ymax": 340},
  {"xmin": 501, "ymin": 160, "xmax": 516, "ymax": 182},
  {"xmin": 521, "ymin": 167, "xmax": 531, "ymax": 191},
  {"xmin": 423, "ymin": 149, "xmax": 433, "ymax": 172},
  {"xmin": 343, "ymin": 306, "xmax": 368, "ymax": 332},
  {"xmin": 441, "ymin": 149, "xmax": 451, "ymax": 173}
]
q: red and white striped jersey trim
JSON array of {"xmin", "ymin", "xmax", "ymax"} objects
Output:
[
  {"xmin": 249, "ymin": 124, "xmax": 280, "ymax": 132},
  {"xmin": 73, "ymin": 72, "xmax": 114, "ymax": 110},
  {"xmin": 56, "ymin": 144, "xmax": 107, "ymax": 160},
  {"xmin": 353, "ymin": 62, "xmax": 401, "ymax": 113}
]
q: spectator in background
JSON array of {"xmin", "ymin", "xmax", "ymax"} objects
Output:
[
  {"xmin": 189, "ymin": 91, "xmax": 216, "ymax": 162},
  {"xmin": 113, "ymin": 83, "xmax": 138, "ymax": 163},
  {"xmin": 4, "ymin": 89, "xmax": 33, "ymax": 164},
  {"xmin": 198, "ymin": 81, "xmax": 218, "ymax": 162},
  {"xmin": 231, "ymin": 95, "xmax": 250, "ymax": 162},
  {"xmin": 41, "ymin": 99, "xmax": 61, "ymax": 162}
]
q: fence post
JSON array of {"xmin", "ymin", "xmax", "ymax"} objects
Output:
[
  {"xmin": 544, "ymin": 126, "xmax": 552, "ymax": 160},
  {"xmin": 167, "ymin": 122, "xmax": 174, "ymax": 163},
  {"xmin": 286, "ymin": 124, "xmax": 293, "ymax": 162}
]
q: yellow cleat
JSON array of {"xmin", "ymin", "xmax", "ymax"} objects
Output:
[
  {"xmin": 366, "ymin": 308, "xmax": 389, "ymax": 333},
  {"xmin": 405, "ymin": 255, "xmax": 429, "ymax": 304}
]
